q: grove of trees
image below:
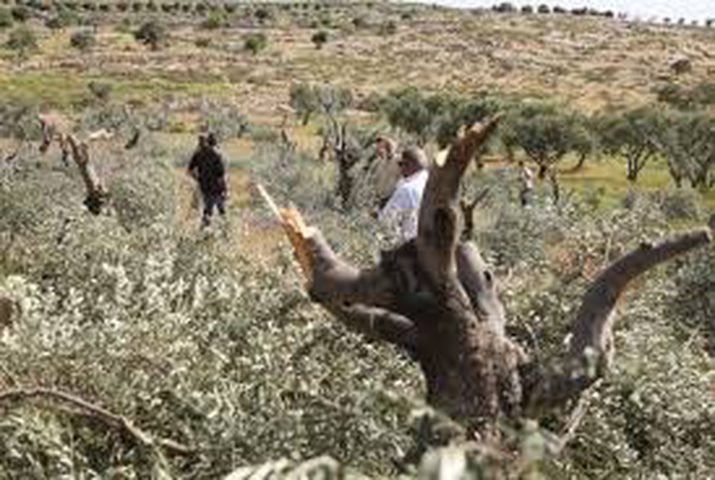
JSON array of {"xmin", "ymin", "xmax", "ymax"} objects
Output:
[{"xmin": 1, "ymin": 3, "xmax": 715, "ymax": 478}]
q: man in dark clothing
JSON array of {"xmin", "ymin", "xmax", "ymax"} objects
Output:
[{"xmin": 188, "ymin": 133, "xmax": 228, "ymax": 227}]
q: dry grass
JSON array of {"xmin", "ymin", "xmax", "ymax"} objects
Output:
[{"xmin": 3, "ymin": 7, "xmax": 714, "ymax": 119}]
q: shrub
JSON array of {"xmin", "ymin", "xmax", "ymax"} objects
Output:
[
  {"xmin": 243, "ymin": 32, "xmax": 267, "ymax": 55},
  {"xmin": 379, "ymin": 20, "xmax": 397, "ymax": 35},
  {"xmin": 134, "ymin": 19, "xmax": 166, "ymax": 50},
  {"xmin": 69, "ymin": 29, "xmax": 96, "ymax": 51},
  {"xmin": 521, "ymin": 5, "xmax": 533, "ymax": 14},
  {"xmin": 201, "ymin": 10, "xmax": 227, "ymax": 29},
  {"xmin": 45, "ymin": 8, "xmax": 78, "ymax": 29},
  {"xmin": 194, "ymin": 36, "xmax": 211, "ymax": 48},
  {"xmin": 658, "ymin": 188, "xmax": 702, "ymax": 221},
  {"xmin": 253, "ymin": 6, "xmax": 272, "ymax": 23},
  {"xmin": 5, "ymin": 26, "xmax": 37, "ymax": 58},
  {"xmin": 352, "ymin": 15, "xmax": 367, "ymax": 28},
  {"xmin": 87, "ymin": 80, "xmax": 113, "ymax": 102},
  {"xmin": 0, "ymin": 7, "xmax": 12, "ymax": 28},
  {"xmin": 311, "ymin": 29, "xmax": 328, "ymax": 49},
  {"xmin": 198, "ymin": 100, "xmax": 248, "ymax": 141},
  {"xmin": 10, "ymin": 5, "xmax": 30, "ymax": 22},
  {"xmin": 537, "ymin": 4, "xmax": 550, "ymax": 14}
]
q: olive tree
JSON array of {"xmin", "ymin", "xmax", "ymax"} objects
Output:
[
  {"xmin": 381, "ymin": 88, "xmax": 501, "ymax": 147},
  {"xmin": 654, "ymin": 110, "xmax": 715, "ymax": 189},
  {"xmin": 5, "ymin": 26, "xmax": 37, "ymax": 60},
  {"xmin": 264, "ymin": 118, "xmax": 715, "ymax": 446},
  {"xmin": 597, "ymin": 106, "xmax": 665, "ymax": 182},
  {"xmin": 133, "ymin": 19, "xmax": 166, "ymax": 50}
]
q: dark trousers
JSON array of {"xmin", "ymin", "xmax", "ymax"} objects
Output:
[{"xmin": 202, "ymin": 192, "xmax": 226, "ymax": 227}]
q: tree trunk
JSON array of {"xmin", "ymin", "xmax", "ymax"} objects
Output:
[
  {"xmin": 570, "ymin": 152, "xmax": 587, "ymax": 172},
  {"xmin": 66, "ymin": 135, "xmax": 108, "ymax": 215},
  {"xmin": 261, "ymin": 119, "xmax": 715, "ymax": 443}
]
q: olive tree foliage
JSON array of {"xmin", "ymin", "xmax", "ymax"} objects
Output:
[
  {"xmin": 2, "ymin": 128, "xmax": 715, "ymax": 477},
  {"xmin": 380, "ymin": 87, "xmax": 502, "ymax": 147},
  {"xmin": 501, "ymin": 101, "xmax": 586, "ymax": 177},
  {"xmin": 596, "ymin": 106, "xmax": 665, "ymax": 182},
  {"xmin": 198, "ymin": 100, "xmax": 249, "ymax": 141},
  {"xmin": 5, "ymin": 25, "xmax": 37, "ymax": 60},
  {"xmin": 654, "ymin": 81, "xmax": 715, "ymax": 110},
  {"xmin": 654, "ymin": 110, "xmax": 715, "ymax": 189},
  {"xmin": 266, "ymin": 117, "xmax": 715, "ymax": 476},
  {"xmin": 0, "ymin": 146, "xmax": 420, "ymax": 478},
  {"xmin": 501, "ymin": 102, "xmax": 591, "ymax": 202},
  {"xmin": 289, "ymin": 83, "xmax": 352, "ymax": 126},
  {"xmin": 134, "ymin": 19, "xmax": 167, "ymax": 50},
  {"xmin": 287, "ymin": 83, "xmax": 367, "ymax": 210},
  {"xmin": 0, "ymin": 103, "xmax": 42, "ymax": 141}
]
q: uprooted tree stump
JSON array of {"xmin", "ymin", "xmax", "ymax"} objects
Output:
[{"xmin": 262, "ymin": 117, "xmax": 715, "ymax": 445}]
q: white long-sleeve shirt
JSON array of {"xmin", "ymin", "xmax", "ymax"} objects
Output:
[{"xmin": 378, "ymin": 169, "xmax": 429, "ymax": 245}]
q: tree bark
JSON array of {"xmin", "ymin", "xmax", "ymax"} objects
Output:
[
  {"xmin": 263, "ymin": 117, "xmax": 715, "ymax": 442},
  {"xmin": 66, "ymin": 135, "xmax": 109, "ymax": 215}
]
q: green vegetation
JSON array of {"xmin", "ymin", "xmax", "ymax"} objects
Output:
[
  {"xmin": 1, "ymin": 3, "xmax": 715, "ymax": 478},
  {"xmin": 201, "ymin": 9, "xmax": 228, "ymax": 30},
  {"xmin": 597, "ymin": 106, "xmax": 664, "ymax": 182},
  {"xmin": 10, "ymin": 5, "xmax": 30, "ymax": 23},
  {"xmin": 134, "ymin": 19, "xmax": 166, "ymax": 50},
  {"xmin": 289, "ymin": 83, "xmax": 352, "ymax": 126},
  {"xmin": 0, "ymin": 7, "xmax": 13, "ymax": 29},
  {"xmin": 5, "ymin": 25, "xmax": 37, "ymax": 59},
  {"xmin": 311, "ymin": 29, "xmax": 328, "ymax": 49},
  {"xmin": 69, "ymin": 29, "xmax": 96, "ymax": 51},
  {"xmin": 243, "ymin": 32, "xmax": 267, "ymax": 55}
]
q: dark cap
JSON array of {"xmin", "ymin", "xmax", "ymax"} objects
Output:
[{"xmin": 401, "ymin": 146, "xmax": 428, "ymax": 170}]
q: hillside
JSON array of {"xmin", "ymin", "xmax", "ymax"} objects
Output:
[{"xmin": 1, "ymin": 3, "xmax": 714, "ymax": 117}]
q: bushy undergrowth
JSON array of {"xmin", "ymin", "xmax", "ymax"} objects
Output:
[
  {"xmin": 1, "ymin": 133, "xmax": 714, "ymax": 478},
  {"xmin": 0, "ymin": 147, "xmax": 421, "ymax": 478}
]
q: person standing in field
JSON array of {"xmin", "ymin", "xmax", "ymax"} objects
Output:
[
  {"xmin": 377, "ymin": 146, "xmax": 429, "ymax": 246},
  {"xmin": 187, "ymin": 133, "xmax": 228, "ymax": 227},
  {"xmin": 518, "ymin": 160, "xmax": 534, "ymax": 207}
]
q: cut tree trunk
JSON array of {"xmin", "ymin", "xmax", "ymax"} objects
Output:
[
  {"xmin": 261, "ymin": 118, "xmax": 715, "ymax": 443},
  {"xmin": 66, "ymin": 135, "xmax": 109, "ymax": 215}
]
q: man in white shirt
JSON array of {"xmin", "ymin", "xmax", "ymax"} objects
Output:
[{"xmin": 378, "ymin": 146, "xmax": 429, "ymax": 245}]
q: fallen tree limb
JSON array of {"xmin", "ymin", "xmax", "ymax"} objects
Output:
[
  {"xmin": 526, "ymin": 215, "xmax": 715, "ymax": 410},
  {"xmin": 0, "ymin": 388, "xmax": 196, "ymax": 457}
]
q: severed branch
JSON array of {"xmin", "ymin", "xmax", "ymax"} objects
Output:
[
  {"xmin": 66, "ymin": 134, "xmax": 109, "ymax": 214},
  {"xmin": 256, "ymin": 185, "xmax": 416, "ymax": 349},
  {"xmin": 526, "ymin": 216, "xmax": 715, "ymax": 410},
  {"xmin": 460, "ymin": 187, "xmax": 490, "ymax": 240},
  {"xmin": 417, "ymin": 117, "xmax": 500, "ymax": 292},
  {"xmin": 0, "ymin": 388, "xmax": 195, "ymax": 456}
]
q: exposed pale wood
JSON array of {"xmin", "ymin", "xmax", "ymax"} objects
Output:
[{"xmin": 66, "ymin": 134, "xmax": 108, "ymax": 214}]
